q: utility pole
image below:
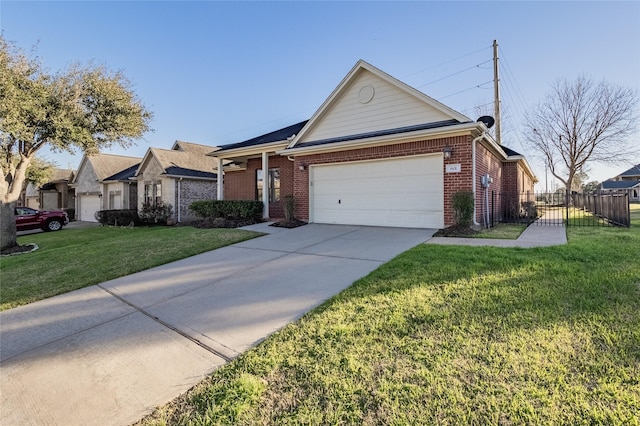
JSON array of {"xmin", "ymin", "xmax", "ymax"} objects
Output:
[{"xmin": 493, "ymin": 39, "xmax": 501, "ymax": 145}]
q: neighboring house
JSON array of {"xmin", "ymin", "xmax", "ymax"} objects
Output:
[
  {"xmin": 210, "ymin": 60, "xmax": 537, "ymax": 229},
  {"xmin": 22, "ymin": 182, "xmax": 41, "ymax": 209},
  {"xmin": 19, "ymin": 168, "xmax": 76, "ymax": 212},
  {"xmin": 71, "ymin": 154, "xmax": 142, "ymax": 222},
  {"xmin": 134, "ymin": 141, "xmax": 218, "ymax": 223},
  {"xmin": 38, "ymin": 168, "xmax": 76, "ymax": 212},
  {"xmin": 601, "ymin": 163, "xmax": 640, "ymax": 202}
]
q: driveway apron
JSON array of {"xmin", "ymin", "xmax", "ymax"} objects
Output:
[{"xmin": 0, "ymin": 224, "xmax": 434, "ymax": 426}]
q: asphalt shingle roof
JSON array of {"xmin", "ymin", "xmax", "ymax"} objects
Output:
[
  {"xmin": 103, "ymin": 163, "xmax": 140, "ymax": 181},
  {"xmin": 619, "ymin": 163, "xmax": 640, "ymax": 177},
  {"xmin": 216, "ymin": 121, "xmax": 309, "ymax": 152},
  {"xmin": 601, "ymin": 179, "xmax": 640, "ymax": 189},
  {"xmin": 291, "ymin": 119, "xmax": 463, "ymax": 149},
  {"xmin": 86, "ymin": 154, "xmax": 142, "ymax": 181},
  {"xmin": 147, "ymin": 142, "xmax": 218, "ymax": 179}
]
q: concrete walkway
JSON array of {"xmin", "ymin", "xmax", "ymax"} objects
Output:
[
  {"xmin": 0, "ymin": 224, "xmax": 435, "ymax": 426},
  {"xmin": 427, "ymin": 217, "xmax": 567, "ymax": 248}
]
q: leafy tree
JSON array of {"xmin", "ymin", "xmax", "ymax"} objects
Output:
[
  {"xmin": 0, "ymin": 36, "xmax": 152, "ymax": 250},
  {"xmin": 525, "ymin": 76, "xmax": 638, "ymax": 195},
  {"xmin": 25, "ymin": 156, "xmax": 56, "ymax": 187}
]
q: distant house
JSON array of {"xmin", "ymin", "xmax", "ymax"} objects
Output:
[
  {"xmin": 134, "ymin": 141, "xmax": 218, "ymax": 223},
  {"xmin": 19, "ymin": 168, "xmax": 76, "ymax": 212},
  {"xmin": 38, "ymin": 169, "xmax": 76, "ymax": 212},
  {"xmin": 71, "ymin": 154, "xmax": 141, "ymax": 222},
  {"xmin": 601, "ymin": 163, "xmax": 640, "ymax": 202}
]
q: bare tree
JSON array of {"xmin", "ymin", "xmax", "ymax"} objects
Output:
[{"xmin": 524, "ymin": 76, "xmax": 638, "ymax": 193}]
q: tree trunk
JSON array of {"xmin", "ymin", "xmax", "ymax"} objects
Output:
[{"xmin": 1, "ymin": 201, "xmax": 18, "ymax": 251}]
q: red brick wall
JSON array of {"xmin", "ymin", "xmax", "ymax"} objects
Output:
[
  {"xmin": 475, "ymin": 144, "xmax": 504, "ymax": 225},
  {"xmin": 223, "ymin": 155, "xmax": 294, "ymax": 218},
  {"xmin": 293, "ymin": 135, "xmax": 474, "ymax": 226}
]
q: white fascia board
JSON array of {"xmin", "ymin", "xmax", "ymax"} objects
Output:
[
  {"xmin": 163, "ymin": 174, "xmax": 217, "ymax": 181},
  {"xmin": 207, "ymin": 141, "xmax": 289, "ymax": 159},
  {"xmin": 279, "ymin": 122, "xmax": 482, "ymax": 156}
]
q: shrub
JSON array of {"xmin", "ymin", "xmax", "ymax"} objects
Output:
[
  {"xmin": 95, "ymin": 209, "xmax": 139, "ymax": 226},
  {"xmin": 64, "ymin": 208, "xmax": 76, "ymax": 221},
  {"xmin": 139, "ymin": 202, "xmax": 174, "ymax": 225},
  {"xmin": 189, "ymin": 200, "xmax": 263, "ymax": 221},
  {"xmin": 452, "ymin": 191, "xmax": 475, "ymax": 227}
]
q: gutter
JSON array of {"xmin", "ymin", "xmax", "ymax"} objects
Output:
[{"xmin": 472, "ymin": 132, "xmax": 485, "ymax": 227}]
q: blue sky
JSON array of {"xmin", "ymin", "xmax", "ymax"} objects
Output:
[{"xmin": 1, "ymin": 1, "xmax": 639, "ymax": 184}]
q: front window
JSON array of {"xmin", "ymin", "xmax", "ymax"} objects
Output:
[
  {"xmin": 145, "ymin": 184, "xmax": 153, "ymax": 205},
  {"xmin": 145, "ymin": 182, "xmax": 162, "ymax": 206},
  {"xmin": 256, "ymin": 168, "xmax": 280, "ymax": 203}
]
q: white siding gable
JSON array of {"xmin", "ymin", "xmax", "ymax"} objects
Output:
[{"xmin": 300, "ymin": 69, "xmax": 455, "ymax": 143}]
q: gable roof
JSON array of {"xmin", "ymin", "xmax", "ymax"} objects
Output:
[
  {"xmin": 287, "ymin": 60, "xmax": 471, "ymax": 149},
  {"xmin": 74, "ymin": 153, "xmax": 141, "ymax": 183},
  {"xmin": 103, "ymin": 163, "xmax": 140, "ymax": 182},
  {"xmin": 618, "ymin": 163, "xmax": 640, "ymax": 178},
  {"xmin": 292, "ymin": 119, "xmax": 461, "ymax": 149},
  {"xmin": 214, "ymin": 121, "xmax": 308, "ymax": 154},
  {"xmin": 136, "ymin": 141, "xmax": 218, "ymax": 179},
  {"xmin": 602, "ymin": 179, "xmax": 640, "ymax": 189}
]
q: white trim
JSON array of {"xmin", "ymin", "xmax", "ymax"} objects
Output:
[{"xmin": 280, "ymin": 122, "xmax": 483, "ymax": 156}]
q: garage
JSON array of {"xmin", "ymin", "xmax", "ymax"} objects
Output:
[
  {"xmin": 77, "ymin": 195, "xmax": 101, "ymax": 222},
  {"xmin": 310, "ymin": 154, "xmax": 444, "ymax": 228}
]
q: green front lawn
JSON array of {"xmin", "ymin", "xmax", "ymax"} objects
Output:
[
  {"xmin": 0, "ymin": 226, "xmax": 260, "ymax": 311},
  {"xmin": 140, "ymin": 205, "xmax": 640, "ymax": 425}
]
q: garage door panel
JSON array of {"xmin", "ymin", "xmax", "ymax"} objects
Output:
[
  {"xmin": 311, "ymin": 155, "xmax": 444, "ymax": 229},
  {"xmin": 78, "ymin": 195, "xmax": 101, "ymax": 222}
]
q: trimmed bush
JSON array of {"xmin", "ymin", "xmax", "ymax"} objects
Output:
[
  {"xmin": 452, "ymin": 191, "xmax": 475, "ymax": 227},
  {"xmin": 189, "ymin": 200, "xmax": 263, "ymax": 221},
  {"xmin": 64, "ymin": 208, "xmax": 76, "ymax": 221},
  {"xmin": 139, "ymin": 202, "xmax": 174, "ymax": 226},
  {"xmin": 95, "ymin": 209, "xmax": 139, "ymax": 226}
]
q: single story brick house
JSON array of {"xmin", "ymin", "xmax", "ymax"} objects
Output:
[
  {"xmin": 134, "ymin": 141, "xmax": 219, "ymax": 223},
  {"xmin": 72, "ymin": 154, "xmax": 142, "ymax": 222},
  {"xmin": 210, "ymin": 60, "xmax": 536, "ymax": 229}
]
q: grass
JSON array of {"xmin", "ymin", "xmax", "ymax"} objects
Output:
[
  {"xmin": 0, "ymin": 226, "xmax": 260, "ymax": 311},
  {"xmin": 139, "ymin": 204, "xmax": 640, "ymax": 425},
  {"xmin": 473, "ymin": 223, "xmax": 527, "ymax": 239}
]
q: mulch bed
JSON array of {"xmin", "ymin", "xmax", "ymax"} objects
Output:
[
  {"xmin": 432, "ymin": 225, "xmax": 479, "ymax": 237},
  {"xmin": 1, "ymin": 243, "xmax": 39, "ymax": 256},
  {"xmin": 270, "ymin": 219, "xmax": 307, "ymax": 229}
]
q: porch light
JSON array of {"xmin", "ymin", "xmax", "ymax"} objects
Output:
[
  {"xmin": 443, "ymin": 146, "xmax": 453, "ymax": 159},
  {"xmin": 299, "ymin": 162, "xmax": 307, "ymax": 171}
]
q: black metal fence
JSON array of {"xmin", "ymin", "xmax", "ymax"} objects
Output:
[{"xmin": 486, "ymin": 190, "xmax": 631, "ymax": 228}]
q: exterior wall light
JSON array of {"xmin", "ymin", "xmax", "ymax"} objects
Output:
[
  {"xmin": 299, "ymin": 162, "xmax": 307, "ymax": 171},
  {"xmin": 443, "ymin": 147, "xmax": 453, "ymax": 159}
]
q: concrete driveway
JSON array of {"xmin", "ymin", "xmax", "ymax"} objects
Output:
[{"xmin": 0, "ymin": 224, "xmax": 435, "ymax": 426}]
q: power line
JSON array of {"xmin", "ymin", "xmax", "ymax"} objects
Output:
[
  {"xmin": 416, "ymin": 59, "xmax": 492, "ymax": 89},
  {"xmin": 401, "ymin": 45, "xmax": 492, "ymax": 79},
  {"xmin": 439, "ymin": 80, "xmax": 494, "ymax": 100}
]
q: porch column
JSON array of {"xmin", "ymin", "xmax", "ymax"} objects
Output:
[
  {"xmin": 216, "ymin": 157, "xmax": 224, "ymax": 200},
  {"xmin": 262, "ymin": 151, "xmax": 269, "ymax": 219}
]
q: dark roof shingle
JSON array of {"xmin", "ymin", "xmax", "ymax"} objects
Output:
[{"xmin": 216, "ymin": 120, "xmax": 309, "ymax": 152}]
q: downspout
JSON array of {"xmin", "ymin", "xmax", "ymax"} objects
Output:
[
  {"xmin": 471, "ymin": 132, "xmax": 485, "ymax": 227},
  {"xmin": 177, "ymin": 177, "xmax": 183, "ymax": 223}
]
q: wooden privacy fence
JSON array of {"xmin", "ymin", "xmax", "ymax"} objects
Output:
[{"xmin": 487, "ymin": 191, "xmax": 631, "ymax": 228}]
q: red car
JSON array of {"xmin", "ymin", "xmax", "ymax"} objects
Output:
[{"xmin": 15, "ymin": 207, "xmax": 69, "ymax": 232}]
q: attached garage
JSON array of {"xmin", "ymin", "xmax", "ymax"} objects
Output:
[
  {"xmin": 310, "ymin": 155, "xmax": 444, "ymax": 229},
  {"xmin": 77, "ymin": 195, "xmax": 101, "ymax": 222}
]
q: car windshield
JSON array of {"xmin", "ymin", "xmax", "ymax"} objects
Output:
[{"xmin": 16, "ymin": 207, "xmax": 37, "ymax": 215}]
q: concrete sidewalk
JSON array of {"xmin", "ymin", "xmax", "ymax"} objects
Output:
[
  {"xmin": 426, "ymin": 217, "xmax": 567, "ymax": 248},
  {"xmin": 0, "ymin": 224, "xmax": 434, "ymax": 426}
]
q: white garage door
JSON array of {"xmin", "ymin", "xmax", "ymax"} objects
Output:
[
  {"xmin": 310, "ymin": 155, "xmax": 444, "ymax": 229},
  {"xmin": 78, "ymin": 195, "xmax": 101, "ymax": 222}
]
